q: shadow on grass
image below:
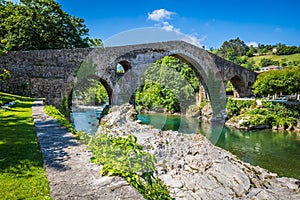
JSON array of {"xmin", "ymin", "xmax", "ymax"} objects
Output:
[
  {"xmin": 0, "ymin": 100, "xmax": 78, "ymax": 172},
  {"xmin": 0, "ymin": 101, "xmax": 43, "ymax": 172}
]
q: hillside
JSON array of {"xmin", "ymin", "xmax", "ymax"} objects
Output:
[{"xmin": 249, "ymin": 53, "xmax": 300, "ymax": 68}]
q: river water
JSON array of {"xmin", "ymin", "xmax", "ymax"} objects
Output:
[
  {"xmin": 70, "ymin": 108, "xmax": 300, "ymax": 179},
  {"xmin": 138, "ymin": 113, "xmax": 300, "ymax": 179}
]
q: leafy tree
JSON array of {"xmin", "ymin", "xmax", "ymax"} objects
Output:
[
  {"xmin": 246, "ymin": 46, "xmax": 257, "ymax": 57},
  {"xmin": 217, "ymin": 37, "xmax": 249, "ymax": 61},
  {"xmin": 260, "ymin": 58, "xmax": 280, "ymax": 68},
  {"xmin": 136, "ymin": 56, "xmax": 199, "ymax": 113},
  {"xmin": 253, "ymin": 67, "xmax": 300, "ymax": 96},
  {"xmin": 0, "ymin": 0, "xmax": 101, "ymax": 51},
  {"xmin": 275, "ymin": 44, "xmax": 299, "ymax": 55},
  {"xmin": 74, "ymin": 79, "xmax": 109, "ymax": 106},
  {"xmin": 241, "ymin": 59, "xmax": 259, "ymax": 71}
]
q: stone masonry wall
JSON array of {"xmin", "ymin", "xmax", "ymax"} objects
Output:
[
  {"xmin": 0, "ymin": 48, "xmax": 92, "ymax": 106},
  {"xmin": 0, "ymin": 41, "xmax": 257, "ymax": 107}
]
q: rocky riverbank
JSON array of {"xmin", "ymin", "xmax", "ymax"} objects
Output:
[
  {"xmin": 225, "ymin": 99, "xmax": 300, "ymax": 131},
  {"xmin": 98, "ymin": 104, "xmax": 300, "ymax": 199}
]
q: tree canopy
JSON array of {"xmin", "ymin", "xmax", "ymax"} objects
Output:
[
  {"xmin": 136, "ymin": 56, "xmax": 199, "ymax": 113},
  {"xmin": 253, "ymin": 67, "xmax": 300, "ymax": 96},
  {"xmin": 217, "ymin": 37, "xmax": 249, "ymax": 62},
  {"xmin": 0, "ymin": 0, "xmax": 100, "ymax": 52}
]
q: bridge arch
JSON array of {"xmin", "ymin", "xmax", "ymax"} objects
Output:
[
  {"xmin": 227, "ymin": 75, "xmax": 246, "ymax": 98},
  {"xmin": 0, "ymin": 40, "xmax": 257, "ymax": 120},
  {"xmin": 73, "ymin": 74, "xmax": 113, "ymax": 106},
  {"xmin": 104, "ymin": 43, "xmax": 226, "ymax": 120}
]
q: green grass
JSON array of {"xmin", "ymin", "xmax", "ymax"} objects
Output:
[
  {"xmin": 249, "ymin": 53, "xmax": 300, "ymax": 67},
  {"xmin": 0, "ymin": 93, "xmax": 51, "ymax": 199}
]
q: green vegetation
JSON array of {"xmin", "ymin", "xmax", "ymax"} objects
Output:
[
  {"xmin": 44, "ymin": 105, "xmax": 89, "ymax": 142},
  {"xmin": 74, "ymin": 79, "xmax": 109, "ymax": 106},
  {"xmin": 0, "ymin": 93, "xmax": 51, "ymax": 199},
  {"xmin": 253, "ymin": 67, "xmax": 300, "ymax": 96},
  {"xmin": 0, "ymin": 0, "xmax": 101, "ymax": 52},
  {"xmin": 214, "ymin": 37, "xmax": 260, "ymax": 71},
  {"xmin": 89, "ymin": 132, "xmax": 172, "ymax": 200},
  {"xmin": 249, "ymin": 53, "xmax": 300, "ymax": 68},
  {"xmin": 213, "ymin": 37, "xmax": 300, "ymax": 71},
  {"xmin": 45, "ymin": 105, "xmax": 171, "ymax": 199},
  {"xmin": 0, "ymin": 91, "xmax": 17, "ymax": 106},
  {"xmin": 226, "ymin": 98, "xmax": 256, "ymax": 117},
  {"xmin": 0, "ymin": 69, "xmax": 10, "ymax": 85},
  {"xmin": 275, "ymin": 44, "xmax": 300, "ymax": 55},
  {"xmin": 226, "ymin": 98, "xmax": 300, "ymax": 129},
  {"xmin": 136, "ymin": 56, "xmax": 199, "ymax": 113}
]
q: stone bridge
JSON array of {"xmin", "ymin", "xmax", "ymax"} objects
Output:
[{"xmin": 0, "ymin": 41, "xmax": 257, "ymax": 116}]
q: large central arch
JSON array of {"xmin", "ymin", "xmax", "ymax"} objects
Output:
[{"xmin": 75, "ymin": 41, "xmax": 233, "ymax": 120}]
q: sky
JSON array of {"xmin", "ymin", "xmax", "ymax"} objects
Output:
[{"xmin": 11, "ymin": 0, "xmax": 300, "ymax": 48}]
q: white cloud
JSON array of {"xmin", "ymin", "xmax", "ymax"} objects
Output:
[
  {"xmin": 161, "ymin": 21, "xmax": 180, "ymax": 33},
  {"xmin": 182, "ymin": 34, "xmax": 207, "ymax": 48},
  {"xmin": 246, "ymin": 41, "xmax": 258, "ymax": 47},
  {"xmin": 147, "ymin": 9, "xmax": 206, "ymax": 48},
  {"xmin": 147, "ymin": 9, "xmax": 175, "ymax": 21}
]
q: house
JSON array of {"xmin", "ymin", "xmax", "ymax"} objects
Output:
[{"xmin": 256, "ymin": 65, "xmax": 283, "ymax": 73}]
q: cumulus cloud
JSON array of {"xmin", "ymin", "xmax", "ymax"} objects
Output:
[
  {"xmin": 147, "ymin": 9, "xmax": 175, "ymax": 21},
  {"xmin": 160, "ymin": 21, "xmax": 179, "ymax": 32},
  {"xmin": 182, "ymin": 34, "xmax": 207, "ymax": 48},
  {"xmin": 246, "ymin": 41, "xmax": 258, "ymax": 47},
  {"xmin": 147, "ymin": 9, "xmax": 206, "ymax": 48}
]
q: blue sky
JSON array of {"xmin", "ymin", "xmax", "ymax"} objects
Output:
[{"xmin": 11, "ymin": 0, "xmax": 300, "ymax": 48}]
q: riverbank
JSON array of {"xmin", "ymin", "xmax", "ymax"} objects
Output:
[
  {"xmin": 98, "ymin": 104, "xmax": 300, "ymax": 199},
  {"xmin": 32, "ymin": 100, "xmax": 144, "ymax": 199},
  {"xmin": 225, "ymin": 98, "xmax": 300, "ymax": 131}
]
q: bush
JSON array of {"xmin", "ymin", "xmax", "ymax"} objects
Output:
[
  {"xmin": 226, "ymin": 98, "xmax": 256, "ymax": 116},
  {"xmin": 88, "ymin": 133, "xmax": 172, "ymax": 200},
  {"xmin": 44, "ymin": 105, "xmax": 172, "ymax": 199}
]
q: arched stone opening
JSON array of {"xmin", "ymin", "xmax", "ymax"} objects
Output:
[
  {"xmin": 116, "ymin": 60, "xmax": 131, "ymax": 80},
  {"xmin": 132, "ymin": 54, "xmax": 212, "ymax": 118},
  {"xmin": 72, "ymin": 75, "xmax": 112, "ymax": 106},
  {"xmin": 227, "ymin": 75, "xmax": 246, "ymax": 98}
]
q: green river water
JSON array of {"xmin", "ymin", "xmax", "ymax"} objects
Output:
[{"xmin": 138, "ymin": 113, "xmax": 300, "ymax": 179}]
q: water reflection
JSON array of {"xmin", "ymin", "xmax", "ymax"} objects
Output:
[
  {"xmin": 138, "ymin": 113, "xmax": 300, "ymax": 179},
  {"xmin": 70, "ymin": 106, "xmax": 104, "ymax": 135}
]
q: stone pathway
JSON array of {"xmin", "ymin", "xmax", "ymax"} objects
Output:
[{"xmin": 32, "ymin": 99, "xmax": 144, "ymax": 200}]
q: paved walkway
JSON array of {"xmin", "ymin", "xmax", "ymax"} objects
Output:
[{"xmin": 32, "ymin": 99, "xmax": 144, "ymax": 200}]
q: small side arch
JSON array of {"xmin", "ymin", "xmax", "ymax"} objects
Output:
[
  {"xmin": 116, "ymin": 60, "xmax": 132, "ymax": 80},
  {"xmin": 227, "ymin": 75, "xmax": 246, "ymax": 98}
]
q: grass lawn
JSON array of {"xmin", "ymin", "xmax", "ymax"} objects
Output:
[
  {"xmin": 0, "ymin": 93, "xmax": 51, "ymax": 199},
  {"xmin": 249, "ymin": 53, "xmax": 300, "ymax": 67}
]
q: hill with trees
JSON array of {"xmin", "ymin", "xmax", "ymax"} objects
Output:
[{"xmin": 212, "ymin": 37, "xmax": 300, "ymax": 71}]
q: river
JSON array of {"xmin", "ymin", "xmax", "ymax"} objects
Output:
[
  {"xmin": 70, "ymin": 108, "xmax": 300, "ymax": 179},
  {"xmin": 138, "ymin": 113, "xmax": 300, "ymax": 180}
]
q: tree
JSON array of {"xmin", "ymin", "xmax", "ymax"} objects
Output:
[
  {"xmin": 74, "ymin": 79, "xmax": 109, "ymax": 106},
  {"xmin": 0, "ymin": 0, "xmax": 101, "ymax": 51},
  {"xmin": 260, "ymin": 58, "xmax": 280, "ymax": 68},
  {"xmin": 217, "ymin": 37, "xmax": 249, "ymax": 61},
  {"xmin": 136, "ymin": 56, "xmax": 199, "ymax": 113},
  {"xmin": 275, "ymin": 44, "xmax": 299, "ymax": 55},
  {"xmin": 253, "ymin": 67, "xmax": 300, "ymax": 96}
]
